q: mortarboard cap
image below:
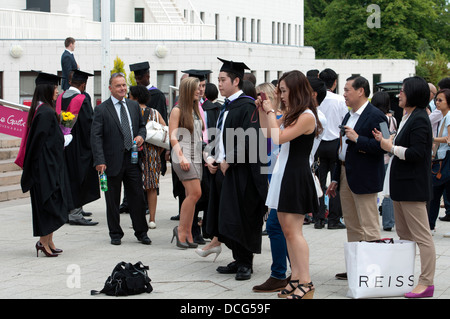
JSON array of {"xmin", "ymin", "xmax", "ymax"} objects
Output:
[
  {"xmin": 218, "ymin": 57, "xmax": 250, "ymax": 79},
  {"xmin": 71, "ymin": 70, "xmax": 94, "ymax": 83},
  {"xmin": 130, "ymin": 61, "xmax": 150, "ymax": 76},
  {"xmin": 182, "ymin": 69, "xmax": 212, "ymax": 82},
  {"xmin": 34, "ymin": 71, "xmax": 62, "ymax": 86}
]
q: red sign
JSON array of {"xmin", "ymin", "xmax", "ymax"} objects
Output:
[{"xmin": 0, "ymin": 105, "xmax": 28, "ymax": 138}]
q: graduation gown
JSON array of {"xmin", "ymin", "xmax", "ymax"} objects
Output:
[
  {"xmin": 21, "ymin": 104, "xmax": 69, "ymax": 236},
  {"xmin": 206, "ymin": 94, "xmax": 268, "ymax": 253},
  {"xmin": 147, "ymin": 86, "xmax": 168, "ymax": 175},
  {"xmin": 60, "ymin": 91, "xmax": 100, "ymax": 209}
]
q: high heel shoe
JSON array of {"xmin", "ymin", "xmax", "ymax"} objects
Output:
[
  {"xmin": 195, "ymin": 245, "xmax": 222, "ymax": 262},
  {"xmin": 186, "ymin": 240, "xmax": 198, "ymax": 249},
  {"xmin": 287, "ymin": 282, "xmax": 315, "ymax": 300},
  {"xmin": 171, "ymin": 226, "xmax": 189, "ymax": 249},
  {"xmin": 50, "ymin": 247, "xmax": 63, "ymax": 254},
  {"xmin": 35, "ymin": 241, "xmax": 58, "ymax": 257}
]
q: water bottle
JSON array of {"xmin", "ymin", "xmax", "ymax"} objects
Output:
[
  {"xmin": 131, "ymin": 140, "xmax": 138, "ymax": 164},
  {"xmin": 100, "ymin": 173, "xmax": 108, "ymax": 192}
]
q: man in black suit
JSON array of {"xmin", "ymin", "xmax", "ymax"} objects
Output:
[
  {"xmin": 326, "ymin": 76, "xmax": 387, "ymax": 278},
  {"xmin": 61, "ymin": 37, "xmax": 79, "ymax": 91},
  {"xmin": 91, "ymin": 73, "xmax": 150, "ymax": 245}
]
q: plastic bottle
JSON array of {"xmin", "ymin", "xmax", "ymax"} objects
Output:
[
  {"xmin": 100, "ymin": 173, "xmax": 108, "ymax": 192},
  {"xmin": 131, "ymin": 140, "xmax": 138, "ymax": 164}
]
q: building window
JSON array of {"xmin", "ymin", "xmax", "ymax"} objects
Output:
[
  {"xmin": 26, "ymin": 0, "xmax": 50, "ymax": 12},
  {"xmin": 200, "ymin": 11, "xmax": 205, "ymax": 23},
  {"xmin": 272, "ymin": 22, "xmax": 276, "ymax": 44},
  {"xmin": 257, "ymin": 19, "xmax": 261, "ymax": 43},
  {"xmin": 20, "ymin": 72, "xmax": 36, "ymax": 105},
  {"xmin": 94, "ymin": 71, "xmax": 102, "ymax": 106},
  {"xmin": 135, "ymin": 8, "xmax": 144, "ymax": 23},
  {"xmin": 242, "ymin": 18, "xmax": 247, "ymax": 42},
  {"xmin": 373, "ymin": 74, "xmax": 382, "ymax": 93},
  {"xmin": 157, "ymin": 71, "xmax": 176, "ymax": 104},
  {"xmin": 93, "ymin": 0, "xmax": 116, "ymax": 22},
  {"xmin": 236, "ymin": 17, "xmax": 241, "ymax": 41},
  {"xmin": 215, "ymin": 14, "xmax": 220, "ymax": 40}
]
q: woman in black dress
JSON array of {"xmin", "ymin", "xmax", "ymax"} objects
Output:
[
  {"xmin": 258, "ymin": 70, "xmax": 322, "ymax": 299},
  {"xmin": 20, "ymin": 72, "xmax": 69, "ymax": 257}
]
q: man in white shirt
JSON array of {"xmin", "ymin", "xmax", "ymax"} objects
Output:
[{"xmin": 315, "ymin": 68, "xmax": 348, "ymax": 229}]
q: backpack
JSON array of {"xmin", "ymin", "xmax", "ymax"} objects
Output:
[{"xmin": 91, "ymin": 261, "xmax": 153, "ymax": 297}]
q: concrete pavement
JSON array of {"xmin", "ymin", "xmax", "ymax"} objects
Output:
[{"xmin": 1, "ymin": 171, "xmax": 450, "ymax": 300}]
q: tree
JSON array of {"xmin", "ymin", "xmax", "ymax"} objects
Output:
[
  {"xmin": 110, "ymin": 56, "xmax": 137, "ymax": 86},
  {"xmin": 305, "ymin": 0, "xmax": 449, "ymax": 60}
]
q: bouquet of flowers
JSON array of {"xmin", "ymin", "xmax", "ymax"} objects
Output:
[{"xmin": 60, "ymin": 111, "xmax": 77, "ymax": 135}]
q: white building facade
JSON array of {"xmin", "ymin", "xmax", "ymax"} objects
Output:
[{"xmin": 0, "ymin": 0, "xmax": 415, "ymax": 106}]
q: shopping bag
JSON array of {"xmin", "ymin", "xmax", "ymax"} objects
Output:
[{"xmin": 344, "ymin": 239, "xmax": 416, "ymax": 299}]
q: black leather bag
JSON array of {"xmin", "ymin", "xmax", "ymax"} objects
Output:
[
  {"xmin": 91, "ymin": 261, "xmax": 153, "ymax": 296},
  {"xmin": 431, "ymin": 150, "xmax": 450, "ymax": 186}
]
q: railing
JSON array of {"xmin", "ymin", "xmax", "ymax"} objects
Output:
[
  {"xmin": 0, "ymin": 9, "xmax": 215, "ymax": 40},
  {"xmin": 0, "ymin": 99, "xmax": 30, "ymax": 112}
]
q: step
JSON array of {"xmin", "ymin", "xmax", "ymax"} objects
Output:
[
  {"xmin": 0, "ymin": 184, "xmax": 28, "ymax": 202},
  {"xmin": 0, "ymin": 148, "xmax": 19, "ymax": 161},
  {"xmin": 0, "ymin": 158, "xmax": 21, "ymax": 173},
  {"xmin": 0, "ymin": 171, "xmax": 22, "ymax": 186},
  {"xmin": 0, "ymin": 133, "xmax": 21, "ymax": 148}
]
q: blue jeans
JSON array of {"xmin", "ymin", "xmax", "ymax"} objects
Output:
[
  {"xmin": 382, "ymin": 164, "xmax": 395, "ymax": 229},
  {"xmin": 266, "ymin": 209, "xmax": 290, "ymax": 280}
]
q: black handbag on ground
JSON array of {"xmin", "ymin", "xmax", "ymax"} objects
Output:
[{"xmin": 91, "ymin": 261, "xmax": 153, "ymax": 297}]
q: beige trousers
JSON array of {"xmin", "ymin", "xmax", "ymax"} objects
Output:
[
  {"xmin": 339, "ymin": 168, "xmax": 381, "ymax": 242},
  {"xmin": 393, "ymin": 200, "xmax": 436, "ymax": 286}
]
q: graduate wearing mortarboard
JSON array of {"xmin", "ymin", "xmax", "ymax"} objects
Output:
[
  {"xmin": 56, "ymin": 70, "xmax": 100, "ymax": 226},
  {"xmin": 129, "ymin": 62, "xmax": 168, "ymax": 124},
  {"xmin": 204, "ymin": 58, "xmax": 268, "ymax": 281},
  {"xmin": 20, "ymin": 72, "xmax": 69, "ymax": 256}
]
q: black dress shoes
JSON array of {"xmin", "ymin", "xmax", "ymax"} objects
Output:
[
  {"xmin": 439, "ymin": 214, "xmax": 450, "ymax": 222},
  {"xmin": 216, "ymin": 261, "xmax": 238, "ymax": 274},
  {"xmin": 82, "ymin": 211, "xmax": 92, "ymax": 217},
  {"xmin": 138, "ymin": 235, "xmax": 152, "ymax": 245},
  {"xmin": 69, "ymin": 218, "xmax": 98, "ymax": 226},
  {"xmin": 235, "ymin": 266, "xmax": 252, "ymax": 280},
  {"xmin": 111, "ymin": 238, "xmax": 121, "ymax": 245}
]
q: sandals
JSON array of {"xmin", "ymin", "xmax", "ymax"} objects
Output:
[
  {"xmin": 288, "ymin": 282, "xmax": 315, "ymax": 300},
  {"xmin": 278, "ymin": 280, "xmax": 299, "ymax": 298}
]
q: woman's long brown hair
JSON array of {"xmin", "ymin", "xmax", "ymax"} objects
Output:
[
  {"xmin": 278, "ymin": 70, "xmax": 323, "ymax": 137},
  {"xmin": 177, "ymin": 77, "xmax": 204, "ymax": 133}
]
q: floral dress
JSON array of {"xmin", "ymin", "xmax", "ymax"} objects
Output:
[{"xmin": 141, "ymin": 108, "xmax": 163, "ymax": 190}]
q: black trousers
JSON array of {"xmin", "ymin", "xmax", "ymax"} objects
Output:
[
  {"xmin": 104, "ymin": 151, "xmax": 148, "ymax": 240},
  {"xmin": 316, "ymin": 139, "xmax": 343, "ymax": 224}
]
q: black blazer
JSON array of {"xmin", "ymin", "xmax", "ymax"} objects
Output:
[
  {"xmin": 332, "ymin": 102, "xmax": 387, "ymax": 194},
  {"xmin": 389, "ymin": 108, "xmax": 433, "ymax": 202},
  {"xmin": 61, "ymin": 50, "xmax": 78, "ymax": 90},
  {"xmin": 91, "ymin": 97, "xmax": 146, "ymax": 176}
]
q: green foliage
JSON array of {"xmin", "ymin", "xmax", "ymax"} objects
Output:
[
  {"xmin": 416, "ymin": 48, "xmax": 450, "ymax": 86},
  {"xmin": 304, "ymin": 0, "xmax": 449, "ymax": 64},
  {"xmin": 110, "ymin": 56, "xmax": 137, "ymax": 87}
]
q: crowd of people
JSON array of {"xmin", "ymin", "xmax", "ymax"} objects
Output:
[{"xmin": 18, "ymin": 37, "xmax": 450, "ymax": 299}]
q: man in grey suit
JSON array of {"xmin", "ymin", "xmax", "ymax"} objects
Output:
[{"xmin": 91, "ymin": 73, "xmax": 150, "ymax": 245}]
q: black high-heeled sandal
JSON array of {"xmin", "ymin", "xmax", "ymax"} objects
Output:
[
  {"xmin": 288, "ymin": 282, "xmax": 315, "ymax": 299},
  {"xmin": 171, "ymin": 226, "xmax": 189, "ymax": 249},
  {"xmin": 278, "ymin": 280, "xmax": 299, "ymax": 298}
]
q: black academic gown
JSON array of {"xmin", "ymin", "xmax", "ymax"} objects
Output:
[
  {"xmin": 21, "ymin": 104, "xmax": 69, "ymax": 236},
  {"xmin": 147, "ymin": 86, "xmax": 168, "ymax": 175},
  {"xmin": 206, "ymin": 95, "xmax": 268, "ymax": 253},
  {"xmin": 61, "ymin": 91, "xmax": 100, "ymax": 209}
]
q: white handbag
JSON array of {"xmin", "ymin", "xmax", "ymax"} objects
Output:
[
  {"xmin": 145, "ymin": 111, "xmax": 169, "ymax": 149},
  {"xmin": 345, "ymin": 239, "xmax": 416, "ymax": 299}
]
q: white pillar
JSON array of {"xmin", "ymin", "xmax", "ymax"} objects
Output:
[{"xmin": 101, "ymin": 0, "xmax": 111, "ymax": 101}]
